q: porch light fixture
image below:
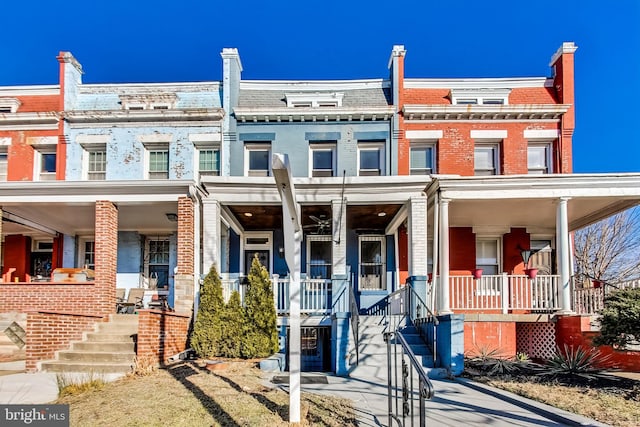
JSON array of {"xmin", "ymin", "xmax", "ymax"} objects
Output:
[
  {"xmin": 377, "ymin": 212, "xmax": 386, "ymax": 217},
  {"xmin": 165, "ymin": 213, "xmax": 178, "ymax": 222},
  {"xmin": 244, "ymin": 212, "xmax": 253, "ymax": 217}
]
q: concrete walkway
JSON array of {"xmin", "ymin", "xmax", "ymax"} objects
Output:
[{"xmin": 288, "ymin": 371, "xmax": 609, "ymax": 427}]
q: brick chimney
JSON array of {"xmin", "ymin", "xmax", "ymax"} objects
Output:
[{"xmin": 550, "ymin": 42, "xmax": 578, "ymax": 173}]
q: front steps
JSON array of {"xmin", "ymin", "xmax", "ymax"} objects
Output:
[
  {"xmin": 351, "ymin": 315, "xmax": 448, "ymax": 379},
  {"xmin": 40, "ymin": 314, "xmax": 138, "ymax": 374}
]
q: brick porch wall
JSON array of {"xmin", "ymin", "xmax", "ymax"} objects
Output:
[
  {"xmin": 136, "ymin": 310, "xmax": 190, "ymax": 365},
  {"xmin": 26, "ymin": 311, "xmax": 103, "ymax": 372},
  {"xmin": 0, "ymin": 283, "xmax": 97, "ymax": 313}
]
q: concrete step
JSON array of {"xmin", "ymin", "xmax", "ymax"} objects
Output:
[
  {"xmin": 71, "ymin": 341, "xmax": 135, "ymax": 353},
  {"xmin": 40, "ymin": 361, "xmax": 134, "ymax": 374},
  {"xmin": 95, "ymin": 323, "xmax": 138, "ymax": 334},
  {"xmin": 56, "ymin": 350, "xmax": 135, "ymax": 363},
  {"xmin": 108, "ymin": 314, "xmax": 140, "ymax": 324},
  {"xmin": 84, "ymin": 333, "xmax": 136, "ymax": 343}
]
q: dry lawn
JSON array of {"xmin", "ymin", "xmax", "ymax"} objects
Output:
[
  {"xmin": 484, "ymin": 377, "xmax": 640, "ymax": 427},
  {"xmin": 55, "ymin": 361, "xmax": 356, "ymax": 427}
]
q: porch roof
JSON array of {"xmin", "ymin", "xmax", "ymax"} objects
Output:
[
  {"xmin": 0, "ymin": 180, "xmax": 196, "ymax": 236},
  {"xmin": 426, "ymin": 173, "xmax": 640, "ymax": 232}
]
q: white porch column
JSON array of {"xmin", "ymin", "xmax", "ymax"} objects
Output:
[
  {"xmin": 332, "ymin": 198, "xmax": 347, "ymax": 276},
  {"xmin": 439, "ymin": 198, "xmax": 452, "ymax": 314},
  {"xmin": 202, "ymin": 199, "xmax": 221, "ymax": 273},
  {"xmin": 408, "ymin": 196, "xmax": 429, "ymax": 277},
  {"xmin": 556, "ymin": 197, "xmax": 573, "ymax": 313}
]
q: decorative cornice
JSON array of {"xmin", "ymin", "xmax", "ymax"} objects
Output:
[
  {"xmin": 0, "ymin": 86, "xmax": 60, "ymax": 96},
  {"xmin": 404, "ymin": 77, "xmax": 552, "ymax": 89},
  {"xmin": 402, "ymin": 104, "xmax": 570, "ymax": 121},
  {"xmin": 0, "ymin": 112, "xmax": 60, "ymax": 129},
  {"xmin": 233, "ymin": 106, "xmax": 394, "ymax": 123},
  {"xmin": 549, "ymin": 42, "xmax": 578, "ymax": 67},
  {"xmin": 79, "ymin": 82, "xmax": 221, "ymax": 94},
  {"xmin": 63, "ymin": 109, "xmax": 225, "ymax": 124}
]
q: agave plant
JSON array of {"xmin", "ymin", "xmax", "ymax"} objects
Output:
[{"xmin": 543, "ymin": 344, "xmax": 611, "ymax": 381}]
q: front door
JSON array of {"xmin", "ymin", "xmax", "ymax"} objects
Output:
[
  {"xmin": 358, "ymin": 236, "xmax": 385, "ymax": 291},
  {"xmin": 245, "ymin": 249, "xmax": 270, "ymax": 275}
]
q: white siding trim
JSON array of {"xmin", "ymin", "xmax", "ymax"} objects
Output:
[{"xmin": 405, "ymin": 130, "xmax": 443, "ymax": 140}]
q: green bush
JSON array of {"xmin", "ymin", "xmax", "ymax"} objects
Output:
[
  {"xmin": 465, "ymin": 346, "xmax": 534, "ymax": 376},
  {"xmin": 593, "ymin": 288, "xmax": 640, "ymax": 348},
  {"xmin": 190, "ymin": 265, "xmax": 225, "ymax": 359},
  {"xmin": 242, "ymin": 255, "xmax": 279, "ymax": 358},
  {"xmin": 218, "ymin": 291, "xmax": 244, "ymax": 358}
]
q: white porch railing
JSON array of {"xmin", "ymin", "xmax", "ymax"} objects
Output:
[
  {"xmin": 574, "ymin": 278, "xmax": 640, "ymax": 314},
  {"xmin": 219, "ymin": 275, "xmax": 331, "ymax": 315},
  {"xmin": 449, "ymin": 274, "xmax": 561, "ymax": 312}
]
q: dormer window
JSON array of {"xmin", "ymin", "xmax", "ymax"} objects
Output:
[
  {"xmin": 285, "ymin": 92, "xmax": 344, "ymax": 108},
  {"xmin": 120, "ymin": 94, "xmax": 177, "ymax": 110},
  {"xmin": 0, "ymin": 98, "xmax": 21, "ymax": 113},
  {"xmin": 450, "ymin": 89, "xmax": 511, "ymax": 105}
]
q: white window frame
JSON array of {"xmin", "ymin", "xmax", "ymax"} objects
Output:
[
  {"xmin": 475, "ymin": 237, "xmax": 502, "ymax": 275},
  {"xmin": 33, "ymin": 148, "xmax": 57, "ymax": 181},
  {"xmin": 285, "ymin": 92, "xmax": 344, "ymax": 108},
  {"xmin": 0, "ymin": 146, "xmax": 7, "ymax": 181},
  {"xmin": 0, "ymin": 98, "xmax": 21, "ymax": 113},
  {"xmin": 357, "ymin": 141, "xmax": 385, "ymax": 176},
  {"xmin": 81, "ymin": 144, "xmax": 107, "ymax": 180},
  {"xmin": 143, "ymin": 144, "xmax": 169, "ymax": 180},
  {"xmin": 450, "ymin": 88, "xmax": 511, "ymax": 105},
  {"xmin": 309, "ymin": 143, "xmax": 336, "ymax": 178},
  {"xmin": 306, "ymin": 235, "xmax": 332, "ymax": 279},
  {"xmin": 474, "ymin": 142, "xmax": 500, "ymax": 176},
  {"xmin": 409, "ymin": 141, "xmax": 436, "ymax": 175},
  {"xmin": 242, "ymin": 231, "xmax": 273, "ymax": 275},
  {"xmin": 358, "ymin": 235, "xmax": 386, "ymax": 291},
  {"xmin": 527, "ymin": 142, "xmax": 553, "ymax": 174},
  {"xmin": 244, "ymin": 143, "xmax": 271, "ymax": 177},
  {"xmin": 77, "ymin": 237, "xmax": 96, "ymax": 269}
]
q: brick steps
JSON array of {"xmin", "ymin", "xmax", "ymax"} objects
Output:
[{"xmin": 40, "ymin": 314, "xmax": 138, "ymax": 375}]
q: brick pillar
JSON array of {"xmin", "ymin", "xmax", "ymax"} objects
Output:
[
  {"xmin": 174, "ymin": 196, "xmax": 195, "ymax": 315},
  {"xmin": 94, "ymin": 201, "xmax": 118, "ymax": 317}
]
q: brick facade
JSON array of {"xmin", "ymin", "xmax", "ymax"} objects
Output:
[
  {"xmin": 177, "ymin": 196, "xmax": 194, "ymax": 275},
  {"xmin": 136, "ymin": 310, "xmax": 190, "ymax": 365},
  {"xmin": 26, "ymin": 311, "xmax": 103, "ymax": 372}
]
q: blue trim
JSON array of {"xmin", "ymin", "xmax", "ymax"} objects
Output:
[
  {"xmin": 238, "ymin": 133, "xmax": 275, "ymax": 141},
  {"xmin": 305, "ymin": 132, "xmax": 341, "ymax": 141},
  {"xmin": 354, "ymin": 131, "xmax": 387, "ymax": 141}
]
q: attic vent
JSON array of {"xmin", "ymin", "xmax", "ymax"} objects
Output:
[
  {"xmin": 449, "ymin": 88, "xmax": 511, "ymax": 105},
  {"xmin": 285, "ymin": 92, "xmax": 344, "ymax": 108}
]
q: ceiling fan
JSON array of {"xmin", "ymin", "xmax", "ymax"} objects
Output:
[{"xmin": 304, "ymin": 215, "xmax": 332, "ymax": 235}]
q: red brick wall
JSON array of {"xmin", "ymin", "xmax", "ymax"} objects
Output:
[
  {"xmin": 503, "ymin": 228, "xmax": 530, "ymax": 274},
  {"xmin": 450, "ymin": 227, "xmax": 476, "ymax": 272},
  {"xmin": 399, "ymin": 122, "xmax": 561, "ymax": 176},
  {"xmin": 94, "ymin": 201, "xmax": 118, "ymax": 317},
  {"xmin": 26, "ymin": 311, "xmax": 103, "ymax": 372},
  {"xmin": 136, "ymin": 310, "xmax": 190, "ymax": 365},
  {"xmin": 12, "ymin": 95, "xmax": 59, "ymax": 112},
  {"xmin": 0, "ymin": 283, "xmax": 98, "ymax": 313},
  {"xmin": 556, "ymin": 315, "xmax": 640, "ymax": 372},
  {"xmin": 465, "ymin": 321, "xmax": 517, "ymax": 356},
  {"xmin": 177, "ymin": 197, "xmax": 194, "ymax": 275}
]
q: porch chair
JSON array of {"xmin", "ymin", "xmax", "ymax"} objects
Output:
[
  {"xmin": 117, "ymin": 288, "xmax": 145, "ymax": 314},
  {"xmin": 115, "ymin": 288, "xmax": 126, "ymax": 311}
]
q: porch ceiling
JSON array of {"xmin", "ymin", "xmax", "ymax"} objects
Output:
[
  {"xmin": 1, "ymin": 201, "xmax": 180, "ymax": 237},
  {"xmin": 225, "ymin": 204, "xmax": 402, "ymax": 233}
]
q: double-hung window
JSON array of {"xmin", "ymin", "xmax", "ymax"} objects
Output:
[
  {"xmin": 476, "ymin": 238, "xmax": 500, "ymax": 275},
  {"xmin": 0, "ymin": 147, "xmax": 7, "ymax": 181},
  {"xmin": 528, "ymin": 143, "xmax": 552, "ymax": 174},
  {"xmin": 310, "ymin": 143, "xmax": 336, "ymax": 177},
  {"xmin": 198, "ymin": 148, "xmax": 220, "ymax": 176},
  {"xmin": 307, "ymin": 235, "xmax": 332, "ymax": 279},
  {"xmin": 358, "ymin": 141, "xmax": 384, "ymax": 176},
  {"xmin": 88, "ymin": 151, "xmax": 107, "ymax": 180},
  {"xmin": 410, "ymin": 142, "xmax": 436, "ymax": 175},
  {"xmin": 474, "ymin": 144, "xmax": 499, "ymax": 176},
  {"xmin": 245, "ymin": 143, "xmax": 271, "ymax": 177},
  {"xmin": 148, "ymin": 148, "xmax": 169, "ymax": 179},
  {"xmin": 35, "ymin": 149, "xmax": 57, "ymax": 181}
]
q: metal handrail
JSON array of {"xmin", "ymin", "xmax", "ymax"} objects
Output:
[
  {"xmin": 405, "ymin": 284, "xmax": 439, "ymax": 364},
  {"xmin": 385, "ymin": 330, "xmax": 435, "ymax": 427},
  {"xmin": 349, "ymin": 273, "xmax": 359, "ymax": 365}
]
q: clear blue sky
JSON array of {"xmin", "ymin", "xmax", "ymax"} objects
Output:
[{"xmin": 2, "ymin": 0, "xmax": 638, "ymax": 173}]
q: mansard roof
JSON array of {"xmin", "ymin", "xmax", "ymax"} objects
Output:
[{"xmin": 235, "ymin": 79, "xmax": 392, "ymax": 122}]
